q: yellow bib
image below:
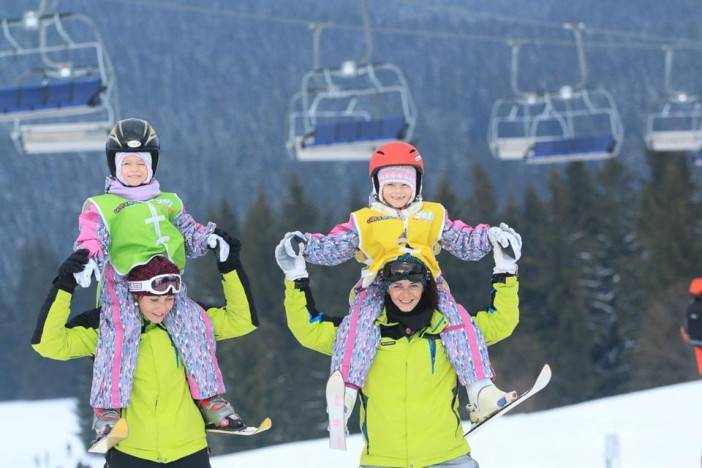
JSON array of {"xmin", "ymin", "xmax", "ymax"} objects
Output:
[{"xmin": 352, "ymin": 201, "xmax": 444, "ymax": 285}]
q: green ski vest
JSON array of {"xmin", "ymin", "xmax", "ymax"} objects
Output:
[{"xmin": 88, "ymin": 193, "xmax": 186, "ymax": 275}]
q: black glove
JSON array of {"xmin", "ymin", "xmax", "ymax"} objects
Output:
[
  {"xmin": 213, "ymin": 228, "xmax": 242, "ymax": 273},
  {"xmin": 53, "ymin": 249, "xmax": 90, "ymax": 293}
]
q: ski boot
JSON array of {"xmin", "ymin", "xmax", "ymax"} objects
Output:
[
  {"xmin": 465, "ymin": 380, "xmax": 517, "ymax": 424},
  {"xmin": 197, "ymin": 395, "xmax": 246, "ymax": 432},
  {"xmin": 88, "ymin": 408, "xmax": 128, "ymax": 454}
]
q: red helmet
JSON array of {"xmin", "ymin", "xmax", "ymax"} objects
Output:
[
  {"xmin": 368, "ymin": 141, "xmax": 424, "ymax": 178},
  {"xmin": 690, "ymin": 278, "xmax": 702, "ymax": 297}
]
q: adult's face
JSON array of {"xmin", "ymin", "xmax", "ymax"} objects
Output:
[
  {"xmin": 137, "ymin": 295, "xmax": 176, "ymax": 324},
  {"xmin": 387, "ymin": 279, "xmax": 424, "ymax": 312}
]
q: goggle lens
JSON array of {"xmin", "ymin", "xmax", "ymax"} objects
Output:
[{"xmin": 151, "ymin": 275, "xmax": 181, "ymax": 293}]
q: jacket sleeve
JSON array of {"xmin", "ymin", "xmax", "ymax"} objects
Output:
[
  {"xmin": 31, "ymin": 286, "xmax": 99, "ymax": 360},
  {"xmin": 173, "ymin": 205, "xmax": 216, "ymax": 260},
  {"xmin": 473, "ymin": 275, "xmax": 519, "ymax": 346},
  {"xmin": 439, "ymin": 209, "xmax": 492, "ymax": 262},
  {"xmin": 303, "ymin": 216, "xmax": 360, "ymax": 266},
  {"xmin": 73, "ymin": 201, "xmax": 106, "ymax": 260},
  {"xmin": 283, "ymin": 279, "xmax": 340, "ymax": 355},
  {"xmin": 207, "ymin": 265, "xmax": 259, "ymax": 340}
]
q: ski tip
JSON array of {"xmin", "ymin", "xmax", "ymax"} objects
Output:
[
  {"xmin": 258, "ymin": 417, "xmax": 273, "ymax": 431},
  {"xmin": 541, "ymin": 363, "xmax": 552, "ymax": 379}
]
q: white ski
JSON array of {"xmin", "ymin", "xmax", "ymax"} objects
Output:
[
  {"xmin": 326, "ymin": 370, "xmax": 347, "ymax": 450},
  {"xmin": 88, "ymin": 418, "xmax": 128, "ymax": 454},
  {"xmin": 464, "ymin": 364, "xmax": 552, "ymax": 437},
  {"xmin": 206, "ymin": 417, "xmax": 272, "ymax": 436}
]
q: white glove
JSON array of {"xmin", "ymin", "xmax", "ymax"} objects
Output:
[
  {"xmin": 283, "ymin": 231, "xmax": 307, "ymax": 257},
  {"xmin": 275, "ymin": 238, "xmax": 308, "ymax": 280},
  {"xmin": 487, "ymin": 222, "xmax": 522, "ymax": 275},
  {"xmin": 73, "ymin": 258, "xmax": 101, "ymax": 288},
  {"xmin": 207, "ymin": 233, "xmax": 230, "ymax": 263}
]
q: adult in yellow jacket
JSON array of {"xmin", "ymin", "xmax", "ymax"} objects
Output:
[
  {"xmin": 276, "ymin": 234, "xmax": 521, "ymax": 468},
  {"xmin": 32, "ymin": 231, "xmax": 257, "ymax": 467}
]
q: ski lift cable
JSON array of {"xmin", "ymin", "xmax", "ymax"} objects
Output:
[
  {"xmin": 104, "ymin": 0, "xmax": 702, "ymax": 52},
  {"xmin": 397, "ymin": 0, "xmax": 702, "ymax": 48}
]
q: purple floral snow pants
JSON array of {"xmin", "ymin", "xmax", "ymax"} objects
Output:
[{"xmin": 330, "ymin": 276, "xmax": 493, "ymax": 388}]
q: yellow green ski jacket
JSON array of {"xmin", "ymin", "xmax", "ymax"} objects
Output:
[
  {"xmin": 284, "ymin": 275, "xmax": 519, "ymax": 468},
  {"xmin": 31, "ymin": 268, "xmax": 257, "ymax": 463}
]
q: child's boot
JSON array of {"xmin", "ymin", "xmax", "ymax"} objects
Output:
[
  {"xmin": 465, "ymin": 379, "xmax": 517, "ymax": 424},
  {"xmin": 88, "ymin": 408, "xmax": 128, "ymax": 453},
  {"xmin": 197, "ymin": 395, "xmax": 245, "ymax": 431}
]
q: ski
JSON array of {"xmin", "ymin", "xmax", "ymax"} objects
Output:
[
  {"xmin": 87, "ymin": 417, "xmax": 128, "ymax": 454},
  {"xmin": 326, "ymin": 370, "xmax": 347, "ymax": 450},
  {"xmin": 206, "ymin": 417, "xmax": 272, "ymax": 436},
  {"xmin": 464, "ymin": 364, "xmax": 552, "ymax": 437}
]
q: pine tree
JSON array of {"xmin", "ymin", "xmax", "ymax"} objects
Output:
[{"xmin": 7, "ymin": 241, "xmax": 84, "ymax": 400}]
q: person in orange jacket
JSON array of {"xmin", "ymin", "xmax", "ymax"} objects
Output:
[{"xmin": 681, "ymin": 277, "xmax": 702, "ymax": 375}]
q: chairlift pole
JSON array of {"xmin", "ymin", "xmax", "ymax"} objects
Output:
[
  {"xmin": 563, "ymin": 22, "xmax": 588, "ymax": 90},
  {"xmin": 358, "ymin": 0, "xmax": 374, "ymax": 65},
  {"xmin": 508, "ymin": 40, "xmax": 526, "ymax": 96}
]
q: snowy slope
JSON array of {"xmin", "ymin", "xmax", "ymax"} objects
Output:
[{"xmin": 3, "ymin": 380, "xmax": 700, "ymax": 468}]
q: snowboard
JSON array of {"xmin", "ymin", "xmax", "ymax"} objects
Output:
[
  {"xmin": 206, "ymin": 417, "xmax": 273, "ymax": 436},
  {"xmin": 464, "ymin": 364, "xmax": 552, "ymax": 437},
  {"xmin": 326, "ymin": 370, "xmax": 347, "ymax": 450},
  {"xmin": 87, "ymin": 417, "xmax": 128, "ymax": 454}
]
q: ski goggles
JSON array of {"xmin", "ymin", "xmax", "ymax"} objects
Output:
[
  {"xmin": 127, "ymin": 273, "xmax": 182, "ymax": 295},
  {"xmin": 380, "ymin": 258, "xmax": 429, "ymax": 286}
]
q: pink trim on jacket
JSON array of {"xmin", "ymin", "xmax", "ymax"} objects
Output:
[{"xmin": 75, "ymin": 202, "xmax": 103, "ymax": 258}]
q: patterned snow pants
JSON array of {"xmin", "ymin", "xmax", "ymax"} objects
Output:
[
  {"xmin": 330, "ymin": 276, "xmax": 493, "ymax": 388},
  {"xmin": 90, "ymin": 263, "xmax": 225, "ymax": 408}
]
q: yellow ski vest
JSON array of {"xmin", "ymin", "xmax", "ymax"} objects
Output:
[{"xmin": 352, "ymin": 201, "xmax": 445, "ymax": 286}]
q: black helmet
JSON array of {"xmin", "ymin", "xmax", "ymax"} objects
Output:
[{"xmin": 106, "ymin": 118, "xmax": 160, "ymax": 178}]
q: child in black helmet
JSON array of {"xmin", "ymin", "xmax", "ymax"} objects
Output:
[{"xmin": 72, "ymin": 118, "xmax": 249, "ymax": 449}]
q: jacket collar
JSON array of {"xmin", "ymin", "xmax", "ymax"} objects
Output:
[{"xmin": 376, "ymin": 308, "xmax": 447, "ymax": 338}]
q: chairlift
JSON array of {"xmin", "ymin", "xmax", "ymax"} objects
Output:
[
  {"xmin": 488, "ymin": 24, "xmax": 623, "ymax": 164},
  {"xmin": 0, "ymin": 4, "xmax": 117, "ymax": 154},
  {"xmin": 286, "ymin": 0, "xmax": 416, "ymax": 161},
  {"xmin": 645, "ymin": 47, "xmax": 702, "ymax": 153}
]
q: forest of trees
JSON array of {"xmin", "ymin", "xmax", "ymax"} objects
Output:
[{"xmin": 4, "ymin": 152, "xmax": 701, "ymax": 454}]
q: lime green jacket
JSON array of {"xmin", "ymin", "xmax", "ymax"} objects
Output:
[
  {"xmin": 284, "ymin": 276, "xmax": 519, "ymax": 468},
  {"xmin": 32, "ymin": 269, "xmax": 257, "ymax": 463}
]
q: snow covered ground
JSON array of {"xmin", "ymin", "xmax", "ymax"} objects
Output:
[{"xmin": 3, "ymin": 380, "xmax": 700, "ymax": 468}]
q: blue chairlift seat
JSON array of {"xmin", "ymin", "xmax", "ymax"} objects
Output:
[
  {"xmin": 308, "ymin": 115, "xmax": 406, "ymax": 147},
  {"xmin": 529, "ymin": 134, "xmax": 617, "ymax": 162},
  {"xmin": 0, "ymin": 77, "xmax": 103, "ymax": 115}
]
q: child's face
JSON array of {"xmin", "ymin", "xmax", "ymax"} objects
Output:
[
  {"xmin": 137, "ymin": 295, "xmax": 176, "ymax": 324},
  {"xmin": 382, "ymin": 183, "xmax": 413, "ymax": 209},
  {"xmin": 120, "ymin": 155, "xmax": 148, "ymax": 186}
]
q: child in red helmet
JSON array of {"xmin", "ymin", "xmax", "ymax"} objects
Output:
[
  {"xmin": 71, "ymin": 118, "xmax": 250, "ymax": 449},
  {"xmin": 279, "ymin": 141, "xmax": 521, "ymax": 432},
  {"xmin": 682, "ymin": 277, "xmax": 702, "ymax": 375}
]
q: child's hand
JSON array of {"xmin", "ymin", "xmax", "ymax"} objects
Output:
[
  {"xmin": 72, "ymin": 256, "xmax": 100, "ymax": 289},
  {"xmin": 488, "ymin": 223, "xmax": 522, "ymax": 275},
  {"xmin": 54, "ymin": 249, "xmax": 90, "ymax": 293},
  {"xmin": 209, "ymin": 228, "xmax": 242, "ymax": 273},
  {"xmin": 283, "ymin": 231, "xmax": 307, "ymax": 257},
  {"xmin": 275, "ymin": 237, "xmax": 308, "ymax": 280}
]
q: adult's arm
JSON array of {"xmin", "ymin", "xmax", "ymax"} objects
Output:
[
  {"xmin": 472, "ymin": 274, "xmax": 519, "ymax": 346},
  {"xmin": 31, "ymin": 285, "xmax": 99, "ymax": 360},
  {"xmin": 206, "ymin": 263, "xmax": 259, "ymax": 340},
  {"xmin": 283, "ymin": 278, "xmax": 340, "ymax": 355}
]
